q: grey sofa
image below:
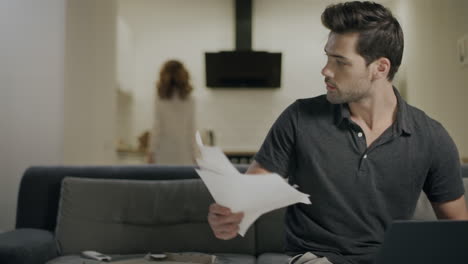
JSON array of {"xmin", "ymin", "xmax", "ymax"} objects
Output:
[{"xmin": 0, "ymin": 164, "xmax": 467, "ymax": 264}]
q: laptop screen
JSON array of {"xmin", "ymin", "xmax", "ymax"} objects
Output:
[{"xmin": 374, "ymin": 220, "xmax": 468, "ymax": 264}]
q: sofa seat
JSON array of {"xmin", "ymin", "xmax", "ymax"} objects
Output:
[
  {"xmin": 46, "ymin": 253, "xmax": 256, "ymax": 264},
  {"xmin": 257, "ymin": 253, "xmax": 291, "ymax": 264}
]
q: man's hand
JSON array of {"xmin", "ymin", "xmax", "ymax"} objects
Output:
[
  {"xmin": 207, "ymin": 161, "xmax": 269, "ymax": 240},
  {"xmin": 208, "ymin": 203, "xmax": 244, "ymax": 240}
]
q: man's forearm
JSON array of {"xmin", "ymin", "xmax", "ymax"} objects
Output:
[
  {"xmin": 432, "ymin": 195, "xmax": 468, "ymax": 220},
  {"xmin": 246, "ymin": 161, "xmax": 272, "ymax": 174}
]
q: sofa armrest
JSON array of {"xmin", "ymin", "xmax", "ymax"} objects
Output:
[{"xmin": 0, "ymin": 228, "xmax": 58, "ymax": 264}]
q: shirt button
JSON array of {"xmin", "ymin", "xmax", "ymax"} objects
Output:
[
  {"xmin": 363, "ymin": 154, "xmax": 368, "ymax": 159},
  {"xmin": 358, "ymin": 132, "xmax": 363, "ymax": 138}
]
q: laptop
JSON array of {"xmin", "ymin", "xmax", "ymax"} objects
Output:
[{"xmin": 374, "ymin": 220, "xmax": 468, "ymax": 264}]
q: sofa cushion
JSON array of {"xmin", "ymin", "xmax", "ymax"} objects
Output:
[
  {"xmin": 257, "ymin": 253, "xmax": 291, "ymax": 264},
  {"xmin": 55, "ymin": 177, "xmax": 255, "ymax": 255},
  {"xmin": 46, "ymin": 253, "xmax": 256, "ymax": 264},
  {"xmin": 255, "ymin": 208, "xmax": 286, "ymax": 254},
  {"xmin": 0, "ymin": 228, "xmax": 57, "ymax": 264}
]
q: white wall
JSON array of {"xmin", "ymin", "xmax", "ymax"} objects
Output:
[
  {"xmin": 395, "ymin": 0, "xmax": 468, "ymax": 158},
  {"xmin": 118, "ymin": 0, "xmax": 468, "ymax": 158},
  {"xmin": 0, "ymin": 0, "xmax": 120, "ymax": 230},
  {"xmin": 0, "ymin": 0, "xmax": 65, "ymax": 231},
  {"xmin": 63, "ymin": 0, "xmax": 117, "ymax": 164},
  {"xmin": 116, "ymin": 16, "xmax": 135, "ymax": 147},
  {"xmin": 117, "ymin": 0, "xmax": 331, "ymax": 152}
]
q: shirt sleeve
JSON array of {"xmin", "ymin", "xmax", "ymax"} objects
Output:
[
  {"xmin": 254, "ymin": 101, "xmax": 299, "ymax": 177},
  {"xmin": 424, "ymin": 121, "xmax": 465, "ymax": 203}
]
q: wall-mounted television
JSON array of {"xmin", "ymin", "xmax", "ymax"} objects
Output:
[{"xmin": 205, "ymin": 51, "xmax": 281, "ymax": 88}]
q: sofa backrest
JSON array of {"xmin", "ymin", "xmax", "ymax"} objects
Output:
[
  {"xmin": 55, "ymin": 177, "xmax": 255, "ymax": 255},
  {"xmin": 16, "ymin": 164, "xmax": 468, "ymax": 256},
  {"xmin": 17, "ymin": 165, "xmax": 241, "ymax": 232}
]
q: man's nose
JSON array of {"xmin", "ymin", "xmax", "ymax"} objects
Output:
[
  {"xmin": 321, "ymin": 65, "xmax": 333, "ymax": 78},
  {"xmin": 320, "ymin": 63, "xmax": 333, "ymax": 78}
]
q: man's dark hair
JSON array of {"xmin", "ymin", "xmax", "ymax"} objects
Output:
[{"xmin": 321, "ymin": 1, "xmax": 403, "ymax": 80}]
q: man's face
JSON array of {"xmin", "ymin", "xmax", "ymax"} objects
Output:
[{"xmin": 321, "ymin": 32, "xmax": 374, "ymax": 104}]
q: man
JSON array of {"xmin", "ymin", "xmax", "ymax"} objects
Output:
[{"xmin": 208, "ymin": 1, "xmax": 468, "ymax": 264}]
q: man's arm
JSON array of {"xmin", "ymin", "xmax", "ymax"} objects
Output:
[
  {"xmin": 431, "ymin": 195, "xmax": 468, "ymax": 220},
  {"xmin": 207, "ymin": 161, "xmax": 271, "ymax": 240},
  {"xmin": 246, "ymin": 160, "xmax": 272, "ymax": 174}
]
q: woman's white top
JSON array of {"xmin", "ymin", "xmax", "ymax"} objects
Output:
[{"xmin": 149, "ymin": 95, "xmax": 196, "ymax": 165}]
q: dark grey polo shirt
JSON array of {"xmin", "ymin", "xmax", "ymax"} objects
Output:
[{"xmin": 255, "ymin": 89, "xmax": 464, "ymax": 264}]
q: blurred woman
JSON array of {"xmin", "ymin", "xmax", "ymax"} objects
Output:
[{"xmin": 147, "ymin": 60, "xmax": 196, "ymax": 165}]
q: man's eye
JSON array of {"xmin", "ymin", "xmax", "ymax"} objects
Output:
[{"xmin": 336, "ymin": 60, "xmax": 346, "ymax": 65}]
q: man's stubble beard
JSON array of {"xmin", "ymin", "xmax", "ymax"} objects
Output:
[{"xmin": 326, "ymin": 81, "xmax": 372, "ymax": 105}]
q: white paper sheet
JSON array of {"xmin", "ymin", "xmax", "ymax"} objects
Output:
[{"xmin": 194, "ymin": 131, "xmax": 311, "ymax": 236}]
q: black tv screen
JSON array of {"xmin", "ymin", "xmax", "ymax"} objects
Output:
[{"xmin": 205, "ymin": 51, "xmax": 281, "ymax": 88}]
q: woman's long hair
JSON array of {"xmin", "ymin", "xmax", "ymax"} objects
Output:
[{"xmin": 156, "ymin": 60, "xmax": 193, "ymax": 100}]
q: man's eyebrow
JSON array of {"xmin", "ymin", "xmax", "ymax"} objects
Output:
[{"xmin": 324, "ymin": 48, "xmax": 349, "ymax": 60}]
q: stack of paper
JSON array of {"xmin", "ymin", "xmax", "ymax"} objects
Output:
[{"xmin": 194, "ymin": 132, "xmax": 311, "ymax": 236}]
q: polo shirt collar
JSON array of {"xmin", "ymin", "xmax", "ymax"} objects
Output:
[
  {"xmin": 334, "ymin": 87, "xmax": 413, "ymax": 135},
  {"xmin": 393, "ymin": 87, "xmax": 413, "ymax": 135}
]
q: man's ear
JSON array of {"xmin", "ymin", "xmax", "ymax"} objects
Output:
[{"xmin": 371, "ymin": 57, "xmax": 391, "ymax": 81}]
